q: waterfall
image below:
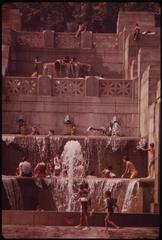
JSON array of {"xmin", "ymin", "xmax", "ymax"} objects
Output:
[
  {"xmin": 121, "ymin": 179, "xmax": 140, "ymax": 213},
  {"xmin": 2, "ymin": 175, "xmax": 24, "ymax": 210}
]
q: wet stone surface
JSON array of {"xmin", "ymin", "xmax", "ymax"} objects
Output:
[{"xmin": 2, "ymin": 225, "xmax": 159, "ymax": 239}]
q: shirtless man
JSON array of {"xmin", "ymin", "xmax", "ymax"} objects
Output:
[
  {"xmin": 138, "ymin": 143, "xmax": 155, "ymax": 178},
  {"xmin": 121, "ymin": 156, "xmax": 138, "ymax": 179}
]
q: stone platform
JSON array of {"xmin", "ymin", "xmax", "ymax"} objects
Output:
[
  {"xmin": 2, "ymin": 225, "xmax": 160, "ymax": 239},
  {"xmin": 2, "ymin": 211, "xmax": 160, "ymax": 227}
]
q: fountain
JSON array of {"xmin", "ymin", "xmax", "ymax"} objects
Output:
[{"xmin": 2, "ymin": 135, "xmax": 154, "ymax": 213}]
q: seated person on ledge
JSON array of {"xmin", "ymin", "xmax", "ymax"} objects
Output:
[
  {"xmin": 30, "ymin": 126, "xmax": 40, "ymax": 135},
  {"xmin": 34, "ymin": 161, "xmax": 47, "ymax": 178},
  {"xmin": 47, "ymin": 129, "xmax": 55, "ymax": 136},
  {"xmin": 70, "ymin": 124, "xmax": 77, "ymax": 135},
  {"xmin": 101, "ymin": 167, "xmax": 116, "ymax": 178},
  {"xmin": 121, "ymin": 156, "xmax": 138, "ymax": 179},
  {"xmin": 17, "ymin": 157, "xmax": 32, "ymax": 177}
]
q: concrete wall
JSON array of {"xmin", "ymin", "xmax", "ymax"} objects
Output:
[
  {"xmin": 139, "ymin": 67, "xmax": 149, "ymax": 138},
  {"xmin": 2, "ymin": 96, "xmax": 138, "ymax": 136}
]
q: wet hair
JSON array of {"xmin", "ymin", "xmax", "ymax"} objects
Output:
[
  {"xmin": 105, "ymin": 190, "xmax": 111, "ymax": 197},
  {"xmin": 150, "ymin": 143, "xmax": 154, "ymax": 147},
  {"xmin": 108, "ymin": 165, "xmax": 112, "ymax": 171}
]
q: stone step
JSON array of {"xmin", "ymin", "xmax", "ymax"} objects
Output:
[{"xmin": 2, "ymin": 210, "xmax": 160, "ymax": 227}]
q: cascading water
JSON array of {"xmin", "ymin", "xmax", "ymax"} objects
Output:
[
  {"xmin": 2, "ymin": 175, "xmax": 24, "ymax": 210},
  {"xmin": 2, "ymin": 135, "xmax": 148, "ymax": 213},
  {"xmin": 121, "ymin": 179, "xmax": 140, "ymax": 213}
]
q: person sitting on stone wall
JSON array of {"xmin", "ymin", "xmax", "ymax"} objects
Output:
[
  {"xmin": 47, "ymin": 129, "xmax": 55, "ymax": 136},
  {"xmin": 20, "ymin": 123, "xmax": 28, "ymax": 135},
  {"xmin": 70, "ymin": 124, "xmax": 77, "ymax": 135},
  {"xmin": 101, "ymin": 168, "xmax": 111, "ymax": 178},
  {"xmin": 75, "ymin": 22, "xmax": 87, "ymax": 38},
  {"xmin": 107, "ymin": 166, "xmax": 117, "ymax": 178},
  {"xmin": 121, "ymin": 156, "xmax": 138, "ymax": 179},
  {"xmin": 17, "ymin": 157, "xmax": 32, "ymax": 177},
  {"xmin": 15, "ymin": 116, "xmax": 26, "ymax": 134},
  {"xmin": 133, "ymin": 23, "xmax": 140, "ymax": 41},
  {"xmin": 30, "ymin": 126, "xmax": 40, "ymax": 135},
  {"xmin": 34, "ymin": 161, "xmax": 47, "ymax": 178}
]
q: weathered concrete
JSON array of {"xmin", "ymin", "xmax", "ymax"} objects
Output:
[
  {"xmin": 2, "ymin": 211, "xmax": 160, "ymax": 227},
  {"xmin": 2, "ymin": 225, "xmax": 160, "ymax": 239}
]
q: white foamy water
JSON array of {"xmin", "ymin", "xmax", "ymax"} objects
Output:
[
  {"xmin": 2, "ymin": 175, "xmax": 24, "ymax": 210},
  {"xmin": 121, "ymin": 179, "xmax": 140, "ymax": 213},
  {"xmin": 61, "ymin": 140, "xmax": 85, "ymax": 211}
]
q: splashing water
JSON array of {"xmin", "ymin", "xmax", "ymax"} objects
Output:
[
  {"xmin": 121, "ymin": 179, "xmax": 140, "ymax": 213},
  {"xmin": 61, "ymin": 140, "xmax": 85, "ymax": 211}
]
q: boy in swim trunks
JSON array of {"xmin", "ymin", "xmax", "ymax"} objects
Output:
[
  {"xmin": 74, "ymin": 182, "xmax": 92, "ymax": 230},
  {"xmin": 102, "ymin": 190, "xmax": 119, "ymax": 231}
]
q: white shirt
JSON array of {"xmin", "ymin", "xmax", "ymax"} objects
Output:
[{"xmin": 19, "ymin": 161, "xmax": 32, "ymax": 175}]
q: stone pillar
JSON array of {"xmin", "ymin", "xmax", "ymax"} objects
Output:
[
  {"xmin": 85, "ymin": 76, "xmax": 99, "ymax": 96},
  {"xmin": 43, "ymin": 30, "xmax": 55, "ymax": 48},
  {"xmin": 38, "ymin": 76, "xmax": 52, "ymax": 95},
  {"xmin": 81, "ymin": 31, "xmax": 93, "ymax": 49}
]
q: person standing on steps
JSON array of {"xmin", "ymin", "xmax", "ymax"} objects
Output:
[
  {"xmin": 137, "ymin": 142, "xmax": 155, "ymax": 178},
  {"xmin": 133, "ymin": 23, "xmax": 140, "ymax": 40},
  {"xmin": 33, "ymin": 56, "xmax": 42, "ymax": 77}
]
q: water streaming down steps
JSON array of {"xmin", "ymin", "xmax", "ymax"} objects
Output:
[
  {"xmin": 2, "ymin": 139, "xmax": 143, "ymax": 213},
  {"xmin": 2, "ymin": 175, "xmax": 24, "ymax": 210}
]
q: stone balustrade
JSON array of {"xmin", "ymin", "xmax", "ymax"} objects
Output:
[
  {"xmin": 4, "ymin": 76, "xmax": 133, "ymax": 99},
  {"xmin": 15, "ymin": 31, "xmax": 119, "ymax": 49}
]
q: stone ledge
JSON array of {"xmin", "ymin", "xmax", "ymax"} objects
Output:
[{"xmin": 2, "ymin": 211, "xmax": 160, "ymax": 227}]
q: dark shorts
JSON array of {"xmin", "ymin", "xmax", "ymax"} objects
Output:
[
  {"xmin": 81, "ymin": 201, "xmax": 88, "ymax": 211},
  {"xmin": 21, "ymin": 172, "xmax": 32, "ymax": 177}
]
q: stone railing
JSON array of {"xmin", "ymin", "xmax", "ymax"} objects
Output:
[
  {"xmin": 4, "ymin": 77, "xmax": 39, "ymax": 95},
  {"xmin": 15, "ymin": 31, "xmax": 120, "ymax": 50},
  {"xmin": 99, "ymin": 79, "xmax": 132, "ymax": 97},
  {"xmin": 53, "ymin": 78, "xmax": 86, "ymax": 96},
  {"xmin": 16, "ymin": 31, "xmax": 44, "ymax": 48},
  {"xmin": 4, "ymin": 76, "xmax": 133, "ymax": 99},
  {"xmin": 55, "ymin": 32, "xmax": 80, "ymax": 48}
]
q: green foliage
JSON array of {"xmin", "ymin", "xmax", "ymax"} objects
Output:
[{"xmin": 3, "ymin": 2, "xmax": 161, "ymax": 32}]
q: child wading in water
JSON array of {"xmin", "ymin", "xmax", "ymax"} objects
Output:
[
  {"xmin": 74, "ymin": 182, "xmax": 93, "ymax": 230},
  {"xmin": 102, "ymin": 190, "xmax": 119, "ymax": 231}
]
